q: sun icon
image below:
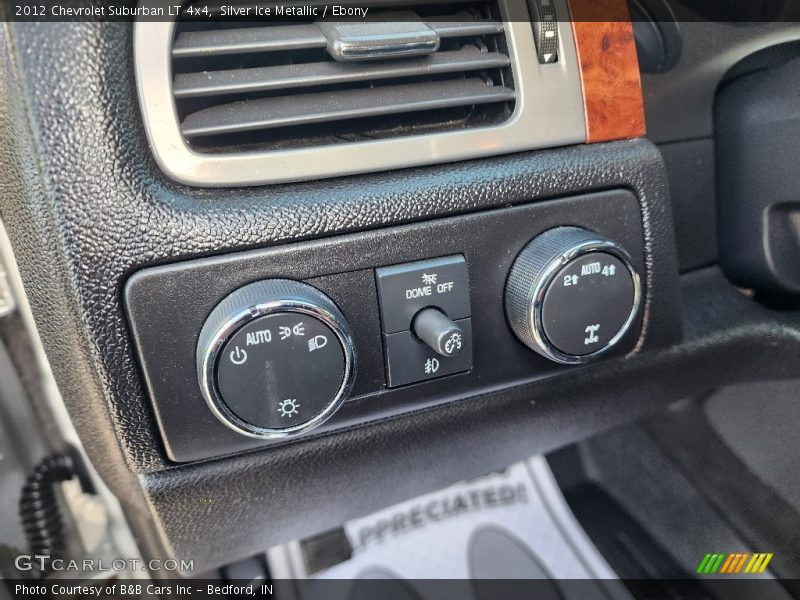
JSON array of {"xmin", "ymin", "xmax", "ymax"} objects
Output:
[{"xmin": 277, "ymin": 398, "xmax": 300, "ymax": 418}]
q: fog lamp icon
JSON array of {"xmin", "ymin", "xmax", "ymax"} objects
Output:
[{"xmin": 308, "ymin": 335, "xmax": 329, "ymax": 352}]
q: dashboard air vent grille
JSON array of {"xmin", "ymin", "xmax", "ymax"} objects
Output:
[{"xmin": 171, "ymin": 1, "xmax": 516, "ymax": 152}]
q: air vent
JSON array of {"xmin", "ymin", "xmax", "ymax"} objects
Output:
[
  {"xmin": 135, "ymin": 0, "xmax": 587, "ymax": 185},
  {"xmin": 171, "ymin": 1, "xmax": 517, "ymax": 153}
]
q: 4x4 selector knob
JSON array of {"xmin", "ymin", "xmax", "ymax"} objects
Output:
[
  {"xmin": 505, "ymin": 227, "xmax": 642, "ymax": 364},
  {"xmin": 196, "ymin": 280, "xmax": 356, "ymax": 439}
]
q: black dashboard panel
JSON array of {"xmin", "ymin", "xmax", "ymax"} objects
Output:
[
  {"xmin": 140, "ymin": 266, "xmax": 800, "ymax": 572},
  {"xmin": 0, "ymin": 18, "xmax": 685, "ymax": 563},
  {"xmin": 640, "ymin": 21, "xmax": 800, "ymax": 272},
  {"xmin": 2, "ymin": 0, "xmax": 800, "ymax": 581},
  {"xmin": 21, "ymin": 14, "xmax": 800, "ymax": 574},
  {"xmin": 0, "ymin": 18, "xmax": 682, "ymax": 476},
  {"xmin": 126, "ymin": 191, "xmax": 653, "ymax": 463}
]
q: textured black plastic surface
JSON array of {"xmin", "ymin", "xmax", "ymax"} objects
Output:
[
  {"xmin": 659, "ymin": 139, "xmax": 717, "ymax": 271},
  {"xmin": 4, "ymin": 16, "xmax": 800, "ymax": 577},
  {"xmin": 640, "ymin": 21, "xmax": 799, "ymax": 271},
  {"xmin": 716, "ymin": 57, "xmax": 800, "ymax": 296},
  {"xmin": 141, "ymin": 268, "xmax": 800, "ymax": 571},
  {"xmin": 1, "ymin": 18, "xmax": 677, "ymax": 473},
  {"xmin": 0, "ymin": 19, "xmax": 688, "ymax": 569},
  {"xmin": 125, "ymin": 191, "xmax": 650, "ymax": 463}
]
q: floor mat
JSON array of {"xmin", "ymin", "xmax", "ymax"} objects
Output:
[{"xmin": 268, "ymin": 457, "xmax": 630, "ymax": 600}]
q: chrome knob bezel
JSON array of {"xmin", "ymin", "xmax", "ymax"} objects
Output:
[
  {"xmin": 197, "ymin": 282, "xmax": 356, "ymax": 440},
  {"xmin": 505, "ymin": 228, "xmax": 643, "ymax": 365}
]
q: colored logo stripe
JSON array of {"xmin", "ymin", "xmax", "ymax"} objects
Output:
[
  {"xmin": 697, "ymin": 552, "xmax": 773, "ymax": 575},
  {"xmin": 719, "ymin": 553, "xmax": 749, "ymax": 573},
  {"xmin": 745, "ymin": 553, "xmax": 773, "ymax": 574},
  {"xmin": 697, "ymin": 553, "xmax": 725, "ymax": 574}
]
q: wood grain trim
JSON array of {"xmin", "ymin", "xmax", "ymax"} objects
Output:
[{"xmin": 568, "ymin": 0, "xmax": 646, "ymax": 143}]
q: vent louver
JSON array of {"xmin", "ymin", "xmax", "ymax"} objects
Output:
[{"xmin": 171, "ymin": 1, "xmax": 516, "ymax": 152}]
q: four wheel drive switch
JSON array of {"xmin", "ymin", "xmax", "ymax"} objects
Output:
[
  {"xmin": 376, "ymin": 255, "xmax": 473, "ymax": 387},
  {"xmin": 505, "ymin": 227, "xmax": 641, "ymax": 364}
]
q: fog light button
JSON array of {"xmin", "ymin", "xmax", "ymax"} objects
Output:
[{"xmin": 413, "ymin": 307, "xmax": 465, "ymax": 357}]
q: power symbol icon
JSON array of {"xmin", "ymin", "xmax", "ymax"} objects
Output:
[{"xmin": 229, "ymin": 346, "xmax": 248, "ymax": 365}]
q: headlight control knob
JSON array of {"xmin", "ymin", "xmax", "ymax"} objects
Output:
[
  {"xmin": 196, "ymin": 280, "xmax": 356, "ymax": 439},
  {"xmin": 505, "ymin": 227, "xmax": 642, "ymax": 364}
]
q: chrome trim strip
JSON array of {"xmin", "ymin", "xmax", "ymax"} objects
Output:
[{"xmin": 134, "ymin": 0, "xmax": 586, "ymax": 187}]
